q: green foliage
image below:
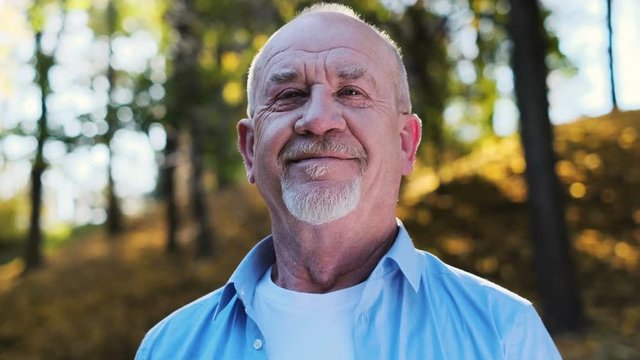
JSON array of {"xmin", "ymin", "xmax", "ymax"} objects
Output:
[
  {"xmin": 26, "ymin": 0, "xmax": 55, "ymax": 32},
  {"xmin": 0, "ymin": 198, "xmax": 26, "ymax": 259},
  {"xmin": 66, "ymin": 0, "xmax": 91, "ymax": 11},
  {"xmin": 0, "ymin": 196, "xmax": 27, "ymax": 247},
  {"xmin": 13, "ymin": 0, "xmax": 578, "ymax": 200},
  {"xmin": 44, "ymin": 224, "xmax": 73, "ymax": 250},
  {"xmin": 159, "ymin": 0, "xmax": 282, "ymax": 187}
]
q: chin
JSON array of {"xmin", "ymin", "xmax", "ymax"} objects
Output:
[{"xmin": 282, "ymin": 177, "xmax": 361, "ymax": 226}]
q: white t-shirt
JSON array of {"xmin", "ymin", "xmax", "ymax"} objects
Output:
[{"xmin": 252, "ymin": 266, "xmax": 366, "ymax": 360}]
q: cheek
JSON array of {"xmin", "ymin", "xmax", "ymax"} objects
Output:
[
  {"xmin": 252, "ymin": 114, "xmax": 297, "ymax": 170},
  {"xmin": 351, "ymin": 122, "xmax": 404, "ymax": 183},
  {"xmin": 346, "ymin": 109, "xmax": 399, "ymax": 153}
]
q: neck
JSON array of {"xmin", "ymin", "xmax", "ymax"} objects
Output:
[{"xmin": 270, "ymin": 215, "xmax": 398, "ymax": 293}]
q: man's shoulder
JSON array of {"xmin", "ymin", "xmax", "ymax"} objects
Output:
[
  {"xmin": 417, "ymin": 249, "xmax": 531, "ymax": 307},
  {"xmin": 149, "ymin": 286, "xmax": 226, "ymax": 333},
  {"xmin": 413, "ymin": 249, "xmax": 538, "ymax": 338},
  {"xmin": 136, "ymin": 286, "xmax": 229, "ymax": 358},
  {"xmin": 409, "ymin": 250, "xmax": 561, "ymax": 359},
  {"xmin": 157, "ymin": 286, "xmax": 225, "ymax": 326}
]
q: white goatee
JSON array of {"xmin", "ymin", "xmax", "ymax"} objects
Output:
[
  {"xmin": 279, "ymin": 137, "xmax": 367, "ymax": 225},
  {"xmin": 281, "ymin": 175, "xmax": 361, "ymax": 225}
]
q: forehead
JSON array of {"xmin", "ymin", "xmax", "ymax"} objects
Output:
[
  {"xmin": 264, "ymin": 47, "xmax": 376, "ymax": 82},
  {"xmin": 255, "ymin": 13, "xmax": 396, "ymax": 85}
]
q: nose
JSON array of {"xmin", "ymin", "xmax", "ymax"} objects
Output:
[{"xmin": 294, "ymin": 87, "xmax": 346, "ymax": 135}]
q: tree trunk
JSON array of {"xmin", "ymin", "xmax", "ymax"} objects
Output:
[
  {"xmin": 163, "ymin": 126, "xmax": 180, "ymax": 253},
  {"xmin": 26, "ymin": 162, "xmax": 44, "ymax": 271},
  {"xmin": 24, "ymin": 32, "xmax": 49, "ymax": 272},
  {"xmin": 171, "ymin": 0, "xmax": 213, "ymax": 257},
  {"xmin": 190, "ymin": 118, "xmax": 213, "ymax": 257},
  {"xmin": 606, "ymin": 0, "xmax": 618, "ymax": 109},
  {"xmin": 105, "ymin": 0, "xmax": 123, "ymax": 236},
  {"xmin": 106, "ymin": 145, "xmax": 123, "ymax": 235},
  {"xmin": 395, "ymin": 6, "xmax": 446, "ymax": 168},
  {"xmin": 508, "ymin": 0, "xmax": 584, "ymax": 333}
]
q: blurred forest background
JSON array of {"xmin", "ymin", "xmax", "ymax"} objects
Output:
[{"xmin": 0, "ymin": 0, "xmax": 638, "ymax": 359}]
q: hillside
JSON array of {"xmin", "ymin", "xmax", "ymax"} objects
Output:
[{"xmin": 0, "ymin": 110, "xmax": 638, "ymax": 359}]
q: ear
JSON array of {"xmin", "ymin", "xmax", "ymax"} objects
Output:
[
  {"xmin": 237, "ymin": 118, "xmax": 256, "ymax": 183},
  {"xmin": 399, "ymin": 113, "xmax": 422, "ymax": 175}
]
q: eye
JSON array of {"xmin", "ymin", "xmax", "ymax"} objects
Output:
[
  {"xmin": 336, "ymin": 86, "xmax": 371, "ymax": 108},
  {"xmin": 277, "ymin": 89, "xmax": 307, "ymax": 100},
  {"xmin": 269, "ymin": 89, "xmax": 308, "ymax": 112},
  {"xmin": 338, "ymin": 87, "xmax": 362, "ymax": 96}
]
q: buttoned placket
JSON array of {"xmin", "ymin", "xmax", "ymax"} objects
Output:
[
  {"xmin": 245, "ymin": 317, "xmax": 267, "ymax": 359},
  {"xmin": 242, "ymin": 293, "xmax": 268, "ymax": 360},
  {"xmin": 353, "ymin": 265, "xmax": 386, "ymax": 359}
]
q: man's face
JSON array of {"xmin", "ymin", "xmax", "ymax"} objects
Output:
[{"xmin": 238, "ymin": 13, "xmax": 420, "ymax": 225}]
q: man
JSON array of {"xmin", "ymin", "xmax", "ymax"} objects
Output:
[{"xmin": 136, "ymin": 3, "xmax": 561, "ymax": 359}]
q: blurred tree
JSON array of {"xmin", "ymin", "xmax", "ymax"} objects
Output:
[
  {"xmin": 24, "ymin": 32, "xmax": 49, "ymax": 272},
  {"xmin": 168, "ymin": 0, "xmax": 213, "ymax": 256},
  {"xmin": 23, "ymin": 1, "xmax": 68, "ymax": 272},
  {"xmin": 378, "ymin": 0, "xmax": 567, "ymax": 162},
  {"xmin": 386, "ymin": 4, "xmax": 450, "ymax": 166},
  {"xmin": 105, "ymin": 0, "xmax": 124, "ymax": 236},
  {"xmin": 0, "ymin": 199, "xmax": 24, "ymax": 249},
  {"xmin": 154, "ymin": 95, "xmax": 181, "ymax": 254},
  {"xmin": 194, "ymin": 0, "xmax": 280, "ymax": 189},
  {"xmin": 606, "ymin": 0, "xmax": 618, "ymax": 110},
  {"xmin": 87, "ymin": 0, "xmax": 171, "ymax": 241},
  {"xmin": 158, "ymin": 0, "xmax": 281, "ymax": 254},
  {"xmin": 507, "ymin": 0, "xmax": 584, "ymax": 333},
  {"xmin": 161, "ymin": 126, "xmax": 180, "ymax": 253}
]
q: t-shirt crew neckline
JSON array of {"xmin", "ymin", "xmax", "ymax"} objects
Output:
[{"xmin": 254, "ymin": 266, "xmax": 366, "ymax": 311}]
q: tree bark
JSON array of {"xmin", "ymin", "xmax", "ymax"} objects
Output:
[
  {"xmin": 172, "ymin": 0, "xmax": 213, "ymax": 256},
  {"xmin": 508, "ymin": 0, "xmax": 584, "ymax": 333},
  {"xmin": 606, "ymin": 0, "xmax": 618, "ymax": 109},
  {"xmin": 189, "ymin": 117, "xmax": 213, "ymax": 257},
  {"xmin": 105, "ymin": 0, "xmax": 123, "ymax": 236},
  {"xmin": 106, "ymin": 142, "xmax": 123, "ymax": 235},
  {"xmin": 405, "ymin": 7, "xmax": 444, "ymax": 167},
  {"xmin": 24, "ymin": 32, "xmax": 49, "ymax": 272},
  {"xmin": 387, "ymin": 6, "xmax": 448, "ymax": 168},
  {"xmin": 162, "ymin": 126, "xmax": 179, "ymax": 253}
]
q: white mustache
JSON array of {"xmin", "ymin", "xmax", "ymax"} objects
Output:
[
  {"xmin": 279, "ymin": 138, "xmax": 368, "ymax": 171},
  {"xmin": 280, "ymin": 138, "xmax": 367, "ymax": 161}
]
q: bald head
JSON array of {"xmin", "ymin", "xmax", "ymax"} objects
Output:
[{"xmin": 246, "ymin": 3, "xmax": 411, "ymax": 118}]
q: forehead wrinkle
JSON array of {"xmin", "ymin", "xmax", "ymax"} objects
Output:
[
  {"xmin": 257, "ymin": 46, "xmax": 385, "ymax": 97},
  {"xmin": 260, "ymin": 46, "xmax": 371, "ymax": 74}
]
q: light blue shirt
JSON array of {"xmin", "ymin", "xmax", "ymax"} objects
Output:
[{"xmin": 136, "ymin": 222, "xmax": 561, "ymax": 359}]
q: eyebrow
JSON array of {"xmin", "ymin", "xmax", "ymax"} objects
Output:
[
  {"xmin": 268, "ymin": 68, "xmax": 299, "ymax": 84},
  {"xmin": 336, "ymin": 66, "xmax": 367, "ymax": 81},
  {"xmin": 266, "ymin": 65, "xmax": 376, "ymax": 88},
  {"xmin": 336, "ymin": 66, "xmax": 377, "ymax": 91}
]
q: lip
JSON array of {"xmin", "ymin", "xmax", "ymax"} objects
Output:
[{"xmin": 289, "ymin": 155, "xmax": 354, "ymax": 163}]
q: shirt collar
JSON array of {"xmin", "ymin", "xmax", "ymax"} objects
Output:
[
  {"xmin": 214, "ymin": 235, "xmax": 275, "ymax": 319},
  {"xmin": 377, "ymin": 218, "xmax": 422, "ymax": 292},
  {"xmin": 214, "ymin": 219, "xmax": 422, "ymax": 318}
]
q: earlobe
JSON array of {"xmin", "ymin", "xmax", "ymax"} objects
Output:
[
  {"xmin": 400, "ymin": 114, "xmax": 422, "ymax": 175},
  {"xmin": 237, "ymin": 118, "xmax": 256, "ymax": 183}
]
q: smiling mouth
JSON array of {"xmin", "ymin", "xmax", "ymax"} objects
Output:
[{"xmin": 289, "ymin": 155, "xmax": 353, "ymax": 163}]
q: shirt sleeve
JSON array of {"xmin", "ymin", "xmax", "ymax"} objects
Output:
[{"xmin": 504, "ymin": 304, "xmax": 562, "ymax": 360}]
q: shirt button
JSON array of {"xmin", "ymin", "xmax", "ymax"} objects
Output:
[{"xmin": 253, "ymin": 338, "xmax": 263, "ymax": 350}]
